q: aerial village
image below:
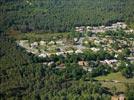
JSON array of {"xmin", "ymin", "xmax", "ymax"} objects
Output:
[{"xmin": 17, "ymin": 22, "xmax": 134, "ymax": 72}]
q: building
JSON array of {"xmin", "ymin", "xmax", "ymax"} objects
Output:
[
  {"xmin": 39, "ymin": 41, "xmax": 46, "ymax": 46},
  {"xmin": 75, "ymin": 49, "xmax": 83, "ymax": 54},
  {"xmin": 74, "ymin": 38, "xmax": 78, "ymax": 42},
  {"xmin": 56, "ymin": 52, "xmax": 64, "ymax": 56},
  {"xmin": 126, "ymin": 57, "xmax": 134, "ymax": 62},
  {"xmin": 119, "ymin": 94, "xmax": 125, "ymax": 100},
  {"xmin": 75, "ymin": 22, "xmax": 128, "ymax": 33},
  {"xmin": 31, "ymin": 42, "xmax": 38, "ymax": 48},
  {"xmin": 75, "ymin": 26, "xmax": 85, "ymax": 33},
  {"xmin": 130, "ymin": 49, "xmax": 134, "ymax": 55},
  {"xmin": 78, "ymin": 61, "xmax": 88, "ymax": 66},
  {"xmin": 56, "ymin": 40, "xmax": 63, "ymax": 45},
  {"xmin": 111, "ymin": 96, "xmax": 118, "ymax": 100},
  {"xmin": 90, "ymin": 47, "xmax": 100, "ymax": 52},
  {"xmin": 18, "ymin": 40, "xmax": 29, "ymax": 48},
  {"xmin": 48, "ymin": 41, "xmax": 55, "ymax": 45},
  {"xmin": 56, "ymin": 63, "xmax": 65, "ymax": 69},
  {"xmin": 100, "ymin": 59, "xmax": 118, "ymax": 67},
  {"xmin": 66, "ymin": 50, "xmax": 74, "ymax": 54},
  {"xmin": 39, "ymin": 54, "xmax": 47, "ymax": 58},
  {"xmin": 111, "ymin": 95, "xmax": 125, "ymax": 100},
  {"xmin": 48, "ymin": 61, "xmax": 55, "ymax": 67},
  {"xmin": 83, "ymin": 67, "xmax": 92, "ymax": 72}
]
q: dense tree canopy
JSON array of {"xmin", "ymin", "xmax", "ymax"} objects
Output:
[
  {"xmin": 0, "ymin": 0, "xmax": 134, "ymax": 99},
  {"xmin": 0, "ymin": 0, "xmax": 134, "ymax": 32},
  {"xmin": 0, "ymin": 33, "xmax": 112, "ymax": 100}
]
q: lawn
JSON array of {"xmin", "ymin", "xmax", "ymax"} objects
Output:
[
  {"xmin": 95, "ymin": 72, "xmax": 134, "ymax": 93},
  {"xmin": 96, "ymin": 72, "xmax": 134, "ymax": 83},
  {"xmin": 11, "ymin": 32, "xmax": 70, "ymax": 42}
]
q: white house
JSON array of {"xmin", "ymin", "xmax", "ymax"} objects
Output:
[
  {"xmin": 48, "ymin": 41, "xmax": 55, "ymax": 45},
  {"xmin": 75, "ymin": 49, "xmax": 83, "ymax": 54},
  {"xmin": 31, "ymin": 42, "xmax": 38, "ymax": 48},
  {"xmin": 39, "ymin": 41, "xmax": 46, "ymax": 46},
  {"xmin": 39, "ymin": 54, "xmax": 47, "ymax": 58},
  {"xmin": 56, "ymin": 40, "xmax": 63, "ymax": 45},
  {"xmin": 56, "ymin": 52, "xmax": 64, "ymax": 56},
  {"xmin": 90, "ymin": 47, "xmax": 100, "ymax": 52},
  {"xmin": 66, "ymin": 50, "xmax": 74, "ymax": 54},
  {"xmin": 48, "ymin": 61, "xmax": 55, "ymax": 66}
]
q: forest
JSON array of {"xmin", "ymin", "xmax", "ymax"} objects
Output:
[
  {"xmin": 0, "ymin": 0, "xmax": 134, "ymax": 100},
  {"xmin": 0, "ymin": 32, "xmax": 134, "ymax": 100},
  {"xmin": 0, "ymin": 0, "xmax": 134, "ymax": 33},
  {"xmin": 0, "ymin": 32, "xmax": 112, "ymax": 100}
]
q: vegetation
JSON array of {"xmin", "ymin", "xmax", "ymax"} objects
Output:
[
  {"xmin": 0, "ymin": 0, "xmax": 134, "ymax": 32},
  {"xmin": 0, "ymin": 0, "xmax": 134, "ymax": 99},
  {"xmin": 0, "ymin": 33, "xmax": 111, "ymax": 100},
  {"xmin": 96, "ymin": 72, "xmax": 134, "ymax": 92},
  {"xmin": 1, "ymin": 33, "xmax": 133, "ymax": 99},
  {"xmin": 126, "ymin": 84, "xmax": 134, "ymax": 100}
]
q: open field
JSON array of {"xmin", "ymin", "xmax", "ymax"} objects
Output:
[
  {"xmin": 95, "ymin": 72, "xmax": 134, "ymax": 92},
  {"xmin": 96, "ymin": 72, "xmax": 134, "ymax": 83},
  {"xmin": 11, "ymin": 32, "xmax": 70, "ymax": 42}
]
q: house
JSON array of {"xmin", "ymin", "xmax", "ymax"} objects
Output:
[
  {"xmin": 48, "ymin": 41, "xmax": 55, "ymax": 45},
  {"xmin": 130, "ymin": 49, "xmax": 134, "ymax": 55},
  {"xmin": 117, "ymin": 49, "xmax": 122, "ymax": 53},
  {"xmin": 18, "ymin": 40, "xmax": 29, "ymax": 48},
  {"xmin": 48, "ymin": 61, "xmax": 55, "ymax": 67},
  {"xmin": 56, "ymin": 52, "xmax": 64, "ymax": 56},
  {"xmin": 86, "ymin": 26, "xmax": 92, "ymax": 30},
  {"xmin": 56, "ymin": 63, "xmax": 65, "ymax": 69},
  {"xmin": 78, "ymin": 61, "xmax": 88, "ymax": 66},
  {"xmin": 39, "ymin": 54, "xmax": 47, "ymax": 58},
  {"xmin": 86, "ymin": 26, "xmax": 92, "ymax": 32},
  {"xmin": 105, "ymin": 59, "xmax": 118, "ymax": 65},
  {"xmin": 26, "ymin": 0, "xmax": 32, "ymax": 5},
  {"xmin": 75, "ymin": 26, "xmax": 85, "ymax": 33},
  {"xmin": 78, "ymin": 61, "xmax": 93, "ymax": 71},
  {"xmin": 119, "ymin": 94, "xmax": 125, "ymax": 100},
  {"xmin": 66, "ymin": 50, "xmax": 74, "ymax": 54},
  {"xmin": 84, "ymin": 40, "xmax": 88, "ymax": 44},
  {"xmin": 94, "ymin": 40, "xmax": 100, "ymax": 45},
  {"xmin": 83, "ymin": 67, "xmax": 92, "ymax": 72},
  {"xmin": 116, "ymin": 22, "xmax": 127, "ymax": 29},
  {"xmin": 56, "ymin": 40, "xmax": 63, "ymax": 45},
  {"xmin": 31, "ymin": 42, "xmax": 38, "ymax": 48},
  {"xmin": 109, "ymin": 39, "xmax": 114, "ymax": 44},
  {"xmin": 111, "ymin": 94, "xmax": 125, "ymax": 100},
  {"xmin": 56, "ymin": 48, "xmax": 61, "ymax": 52},
  {"xmin": 90, "ymin": 47, "xmax": 100, "ymax": 52},
  {"xmin": 29, "ymin": 48, "xmax": 39, "ymax": 54},
  {"xmin": 125, "ymin": 29, "xmax": 134, "ymax": 33},
  {"xmin": 100, "ymin": 59, "xmax": 118, "ymax": 67},
  {"xmin": 114, "ymin": 54, "xmax": 118, "ymax": 58},
  {"xmin": 75, "ymin": 49, "xmax": 83, "ymax": 54},
  {"xmin": 74, "ymin": 38, "xmax": 78, "ymax": 42},
  {"xmin": 129, "ymin": 29, "xmax": 134, "ymax": 33},
  {"xmin": 75, "ymin": 22, "xmax": 128, "ymax": 34},
  {"xmin": 111, "ymin": 22, "xmax": 127, "ymax": 30},
  {"xmin": 43, "ymin": 62, "xmax": 48, "ymax": 65},
  {"xmin": 39, "ymin": 41, "xmax": 46, "ymax": 46},
  {"xmin": 126, "ymin": 57, "xmax": 134, "ymax": 62},
  {"xmin": 111, "ymin": 96, "xmax": 118, "ymax": 100},
  {"xmin": 91, "ymin": 29, "xmax": 105, "ymax": 33},
  {"xmin": 40, "ymin": 49, "xmax": 45, "ymax": 53}
]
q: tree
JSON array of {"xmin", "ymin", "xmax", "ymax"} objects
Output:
[
  {"xmin": 126, "ymin": 84, "xmax": 134, "ymax": 100},
  {"xmin": 111, "ymin": 86, "xmax": 117, "ymax": 96},
  {"xmin": 122, "ymin": 66, "xmax": 134, "ymax": 78}
]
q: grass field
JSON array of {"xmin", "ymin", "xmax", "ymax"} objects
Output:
[
  {"xmin": 95, "ymin": 72, "xmax": 134, "ymax": 93},
  {"xmin": 9, "ymin": 31, "xmax": 70, "ymax": 42}
]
